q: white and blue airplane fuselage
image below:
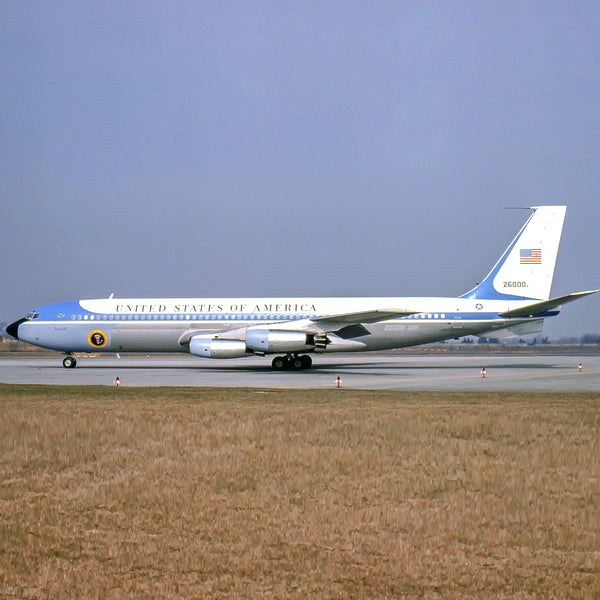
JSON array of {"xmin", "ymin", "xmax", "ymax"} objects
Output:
[{"xmin": 7, "ymin": 206, "xmax": 597, "ymax": 370}]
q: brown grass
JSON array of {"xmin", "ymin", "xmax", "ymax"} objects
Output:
[{"xmin": 0, "ymin": 385, "xmax": 599, "ymax": 599}]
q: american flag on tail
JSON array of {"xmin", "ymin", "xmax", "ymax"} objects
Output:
[{"xmin": 520, "ymin": 248, "xmax": 542, "ymax": 264}]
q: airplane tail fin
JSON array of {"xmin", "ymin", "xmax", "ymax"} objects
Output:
[{"xmin": 461, "ymin": 206, "xmax": 567, "ymax": 301}]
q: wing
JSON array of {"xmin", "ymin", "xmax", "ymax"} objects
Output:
[
  {"xmin": 179, "ymin": 308, "xmax": 419, "ymax": 348},
  {"xmin": 311, "ymin": 308, "xmax": 418, "ymax": 326}
]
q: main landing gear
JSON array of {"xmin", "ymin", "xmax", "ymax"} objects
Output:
[
  {"xmin": 62, "ymin": 354, "xmax": 77, "ymax": 368},
  {"xmin": 271, "ymin": 354, "xmax": 312, "ymax": 371}
]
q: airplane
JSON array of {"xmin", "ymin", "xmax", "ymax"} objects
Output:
[{"xmin": 6, "ymin": 205, "xmax": 598, "ymax": 370}]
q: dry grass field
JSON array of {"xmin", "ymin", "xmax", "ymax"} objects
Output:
[{"xmin": 0, "ymin": 384, "xmax": 598, "ymax": 599}]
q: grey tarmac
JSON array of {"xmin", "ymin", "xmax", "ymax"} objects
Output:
[{"xmin": 1, "ymin": 353, "xmax": 599, "ymax": 392}]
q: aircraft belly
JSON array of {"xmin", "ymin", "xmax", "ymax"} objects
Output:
[
  {"xmin": 23, "ymin": 322, "xmax": 238, "ymax": 353},
  {"xmin": 111, "ymin": 326, "xmax": 189, "ymax": 352}
]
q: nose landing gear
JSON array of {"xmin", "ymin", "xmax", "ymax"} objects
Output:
[{"xmin": 62, "ymin": 354, "xmax": 77, "ymax": 368}]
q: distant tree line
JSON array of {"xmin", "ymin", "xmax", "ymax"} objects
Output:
[{"xmin": 460, "ymin": 334, "xmax": 600, "ymax": 345}]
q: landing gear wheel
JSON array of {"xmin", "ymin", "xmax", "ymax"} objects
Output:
[
  {"xmin": 272, "ymin": 356, "xmax": 286, "ymax": 370},
  {"xmin": 63, "ymin": 355, "xmax": 77, "ymax": 369},
  {"xmin": 271, "ymin": 354, "xmax": 312, "ymax": 371}
]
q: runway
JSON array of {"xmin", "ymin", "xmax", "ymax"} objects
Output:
[{"xmin": 1, "ymin": 353, "xmax": 599, "ymax": 391}]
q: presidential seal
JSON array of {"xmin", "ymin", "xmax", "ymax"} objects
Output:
[{"xmin": 88, "ymin": 330, "xmax": 108, "ymax": 348}]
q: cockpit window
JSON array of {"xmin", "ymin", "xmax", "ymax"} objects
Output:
[{"xmin": 26, "ymin": 312, "xmax": 40, "ymax": 320}]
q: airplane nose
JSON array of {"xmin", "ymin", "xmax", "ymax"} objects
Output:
[{"xmin": 6, "ymin": 318, "xmax": 26, "ymax": 340}]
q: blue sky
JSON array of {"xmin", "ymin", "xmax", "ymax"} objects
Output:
[{"xmin": 1, "ymin": 1, "xmax": 599, "ymax": 338}]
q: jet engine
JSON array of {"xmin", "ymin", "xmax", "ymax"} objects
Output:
[
  {"xmin": 189, "ymin": 336, "xmax": 247, "ymax": 358},
  {"xmin": 245, "ymin": 329, "xmax": 314, "ymax": 353}
]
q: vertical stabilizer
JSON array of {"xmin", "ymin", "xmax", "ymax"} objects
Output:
[{"xmin": 461, "ymin": 206, "xmax": 566, "ymax": 301}]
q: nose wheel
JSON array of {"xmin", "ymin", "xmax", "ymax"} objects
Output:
[{"xmin": 62, "ymin": 355, "xmax": 77, "ymax": 368}]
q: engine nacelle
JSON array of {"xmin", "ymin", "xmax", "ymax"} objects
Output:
[
  {"xmin": 189, "ymin": 336, "xmax": 247, "ymax": 359},
  {"xmin": 245, "ymin": 329, "xmax": 313, "ymax": 353}
]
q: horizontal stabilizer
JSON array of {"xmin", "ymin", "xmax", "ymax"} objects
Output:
[
  {"xmin": 312, "ymin": 309, "xmax": 418, "ymax": 325},
  {"xmin": 499, "ymin": 290, "xmax": 599, "ymax": 318}
]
